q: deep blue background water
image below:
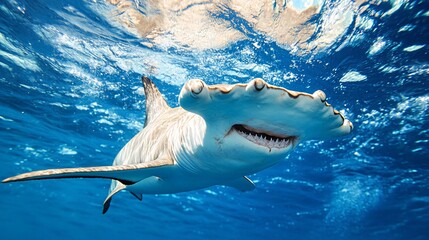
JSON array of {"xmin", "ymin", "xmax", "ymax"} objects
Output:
[{"xmin": 0, "ymin": 0, "xmax": 428, "ymax": 239}]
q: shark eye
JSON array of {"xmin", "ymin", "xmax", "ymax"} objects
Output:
[
  {"xmin": 253, "ymin": 78, "xmax": 265, "ymax": 91},
  {"xmin": 189, "ymin": 79, "xmax": 204, "ymax": 95}
]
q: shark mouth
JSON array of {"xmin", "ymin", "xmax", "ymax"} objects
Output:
[{"xmin": 231, "ymin": 124, "xmax": 297, "ymax": 150}]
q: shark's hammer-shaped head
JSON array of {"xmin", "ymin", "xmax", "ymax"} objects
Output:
[{"xmin": 179, "ymin": 78, "xmax": 353, "ymax": 174}]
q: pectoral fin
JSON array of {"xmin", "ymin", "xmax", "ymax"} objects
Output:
[
  {"xmin": 102, "ymin": 180, "xmax": 144, "ymax": 214},
  {"xmin": 103, "ymin": 181, "xmax": 127, "ymax": 214},
  {"xmin": 103, "ymin": 176, "xmax": 160, "ymax": 214},
  {"xmin": 224, "ymin": 176, "xmax": 256, "ymax": 192}
]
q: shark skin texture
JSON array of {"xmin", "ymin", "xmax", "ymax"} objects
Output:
[{"xmin": 2, "ymin": 77, "xmax": 353, "ymax": 213}]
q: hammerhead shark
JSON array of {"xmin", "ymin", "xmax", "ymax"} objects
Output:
[{"xmin": 3, "ymin": 77, "xmax": 353, "ymax": 213}]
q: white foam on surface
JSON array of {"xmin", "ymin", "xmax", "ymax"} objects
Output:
[
  {"xmin": 308, "ymin": 0, "xmax": 355, "ymax": 51},
  {"xmin": 58, "ymin": 145, "xmax": 77, "ymax": 155},
  {"xmin": 339, "ymin": 71, "xmax": 367, "ymax": 82},
  {"xmin": 403, "ymin": 45, "xmax": 425, "ymax": 52},
  {"xmin": 368, "ymin": 38, "xmax": 387, "ymax": 56}
]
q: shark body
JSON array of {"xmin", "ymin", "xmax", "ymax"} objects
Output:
[{"xmin": 3, "ymin": 77, "xmax": 353, "ymax": 213}]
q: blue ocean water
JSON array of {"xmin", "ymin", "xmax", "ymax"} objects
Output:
[{"xmin": 0, "ymin": 0, "xmax": 428, "ymax": 239}]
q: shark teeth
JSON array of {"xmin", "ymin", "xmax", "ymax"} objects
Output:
[{"xmin": 232, "ymin": 124, "xmax": 296, "ymax": 149}]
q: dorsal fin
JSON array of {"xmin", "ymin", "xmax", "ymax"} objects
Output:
[{"xmin": 142, "ymin": 76, "xmax": 171, "ymax": 127}]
